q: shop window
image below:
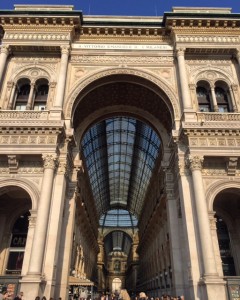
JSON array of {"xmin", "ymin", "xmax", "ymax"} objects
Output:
[
  {"xmin": 6, "ymin": 212, "xmax": 29, "ymax": 275},
  {"xmin": 215, "ymin": 87, "xmax": 230, "ymax": 112},
  {"xmin": 197, "ymin": 86, "xmax": 211, "ymax": 112},
  {"xmin": 216, "ymin": 215, "xmax": 236, "ymax": 276}
]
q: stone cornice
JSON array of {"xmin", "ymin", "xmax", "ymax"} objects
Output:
[
  {"xmin": 164, "ymin": 13, "xmax": 240, "ymax": 30},
  {"xmin": 0, "ymin": 14, "xmax": 81, "ymax": 28},
  {"xmin": 76, "ymin": 27, "xmax": 169, "ymax": 41}
]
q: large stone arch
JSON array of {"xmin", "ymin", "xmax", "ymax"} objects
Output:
[
  {"xmin": 206, "ymin": 179, "xmax": 240, "ymax": 211},
  {"xmin": 64, "ymin": 67, "xmax": 180, "ymax": 122},
  {"xmin": 0, "ymin": 178, "xmax": 40, "ymax": 211}
]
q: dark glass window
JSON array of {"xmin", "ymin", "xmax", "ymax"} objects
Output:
[
  {"xmin": 215, "ymin": 87, "xmax": 229, "ymax": 112},
  {"xmin": 216, "ymin": 215, "xmax": 236, "ymax": 276},
  {"xmin": 15, "ymin": 84, "xmax": 30, "ymax": 111},
  {"xmin": 6, "ymin": 212, "xmax": 29, "ymax": 275},
  {"xmin": 197, "ymin": 86, "xmax": 211, "ymax": 112},
  {"xmin": 34, "ymin": 84, "xmax": 49, "ymax": 111}
]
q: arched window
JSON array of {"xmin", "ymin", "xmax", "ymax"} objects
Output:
[
  {"xmin": 197, "ymin": 86, "xmax": 211, "ymax": 112},
  {"xmin": 215, "ymin": 87, "xmax": 230, "ymax": 112},
  {"xmin": 15, "ymin": 82, "xmax": 30, "ymax": 111},
  {"xmin": 34, "ymin": 79, "xmax": 49, "ymax": 111},
  {"xmin": 6, "ymin": 212, "xmax": 30, "ymax": 275},
  {"xmin": 14, "ymin": 78, "xmax": 49, "ymax": 111},
  {"xmin": 216, "ymin": 215, "xmax": 236, "ymax": 276}
]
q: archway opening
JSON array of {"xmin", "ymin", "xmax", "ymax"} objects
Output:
[
  {"xmin": 0, "ymin": 186, "xmax": 32, "ymax": 292},
  {"xmin": 72, "ymin": 76, "xmax": 173, "ymax": 295},
  {"xmin": 213, "ymin": 188, "xmax": 240, "ymax": 277}
]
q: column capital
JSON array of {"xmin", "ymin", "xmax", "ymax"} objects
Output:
[
  {"xmin": 42, "ymin": 153, "xmax": 58, "ymax": 170},
  {"xmin": 0, "ymin": 45, "xmax": 10, "ymax": 55},
  {"xmin": 175, "ymin": 47, "xmax": 186, "ymax": 57},
  {"xmin": 188, "ymin": 155, "xmax": 204, "ymax": 171},
  {"xmin": 60, "ymin": 45, "xmax": 70, "ymax": 55},
  {"xmin": 210, "ymin": 83, "xmax": 215, "ymax": 89}
]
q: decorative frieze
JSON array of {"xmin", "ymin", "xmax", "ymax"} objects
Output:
[
  {"xmin": 4, "ymin": 32, "xmax": 71, "ymax": 41},
  {"xmin": 197, "ymin": 112, "xmax": 240, "ymax": 122},
  {"xmin": 188, "ymin": 137, "xmax": 240, "ymax": 148},
  {"xmin": 176, "ymin": 34, "xmax": 240, "ymax": 44},
  {"xmin": 11, "ymin": 57, "xmax": 59, "ymax": 63},
  {"xmin": 0, "ymin": 134, "xmax": 58, "ymax": 145},
  {"xmin": 18, "ymin": 161, "xmax": 43, "ymax": 174},
  {"xmin": 70, "ymin": 55, "xmax": 174, "ymax": 65},
  {"xmin": 8, "ymin": 155, "xmax": 19, "ymax": 173},
  {"xmin": 226, "ymin": 157, "xmax": 239, "ymax": 176},
  {"xmin": 0, "ymin": 110, "xmax": 49, "ymax": 120}
]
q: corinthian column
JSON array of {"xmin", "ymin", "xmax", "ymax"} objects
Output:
[
  {"xmin": 28, "ymin": 154, "xmax": 57, "ymax": 275},
  {"xmin": 176, "ymin": 48, "xmax": 192, "ymax": 110},
  {"xmin": 0, "ymin": 45, "xmax": 10, "ymax": 84},
  {"xmin": 54, "ymin": 45, "xmax": 70, "ymax": 108},
  {"xmin": 188, "ymin": 155, "xmax": 218, "ymax": 277}
]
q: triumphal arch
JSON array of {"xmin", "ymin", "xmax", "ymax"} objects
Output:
[{"xmin": 0, "ymin": 5, "xmax": 239, "ymax": 300}]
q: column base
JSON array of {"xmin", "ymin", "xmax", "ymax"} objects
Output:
[
  {"xmin": 19, "ymin": 274, "xmax": 46, "ymax": 300},
  {"xmin": 199, "ymin": 276, "xmax": 227, "ymax": 300}
]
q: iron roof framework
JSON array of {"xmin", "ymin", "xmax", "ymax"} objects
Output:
[{"xmin": 81, "ymin": 116, "xmax": 161, "ymax": 228}]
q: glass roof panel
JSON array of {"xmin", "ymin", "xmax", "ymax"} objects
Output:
[
  {"xmin": 99, "ymin": 209, "xmax": 138, "ymax": 227},
  {"xmin": 81, "ymin": 116, "xmax": 161, "ymax": 219}
]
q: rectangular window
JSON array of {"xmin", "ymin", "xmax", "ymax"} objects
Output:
[{"xmin": 6, "ymin": 250, "xmax": 25, "ymax": 274}]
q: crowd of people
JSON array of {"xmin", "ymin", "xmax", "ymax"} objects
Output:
[
  {"xmin": 117, "ymin": 290, "xmax": 184, "ymax": 300},
  {"xmin": 0, "ymin": 289, "xmax": 184, "ymax": 300}
]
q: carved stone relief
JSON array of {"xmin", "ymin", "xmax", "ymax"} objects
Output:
[{"xmin": 70, "ymin": 55, "xmax": 174, "ymax": 65}]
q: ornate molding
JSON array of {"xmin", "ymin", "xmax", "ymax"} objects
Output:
[
  {"xmin": 176, "ymin": 34, "xmax": 240, "ymax": 44},
  {"xmin": 226, "ymin": 157, "xmax": 238, "ymax": 176},
  {"xmin": 8, "ymin": 155, "xmax": 19, "ymax": 173},
  {"xmin": 4, "ymin": 32, "xmax": 71, "ymax": 41},
  {"xmin": 42, "ymin": 153, "xmax": 58, "ymax": 170},
  {"xmin": 0, "ymin": 45, "xmax": 10, "ymax": 55},
  {"xmin": 0, "ymin": 110, "xmax": 49, "ymax": 120},
  {"xmin": 70, "ymin": 55, "xmax": 174, "ymax": 65},
  {"xmin": 65, "ymin": 67, "xmax": 180, "ymax": 119},
  {"xmin": 0, "ymin": 134, "xmax": 58, "ymax": 146},
  {"xmin": 188, "ymin": 137, "xmax": 240, "ymax": 148},
  {"xmin": 177, "ymin": 158, "xmax": 190, "ymax": 176}
]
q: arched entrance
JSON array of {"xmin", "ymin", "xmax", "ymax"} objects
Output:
[
  {"xmin": 112, "ymin": 278, "xmax": 122, "ymax": 293},
  {"xmin": 0, "ymin": 186, "xmax": 32, "ymax": 296},
  {"xmin": 71, "ymin": 74, "xmax": 177, "ymax": 296},
  {"xmin": 213, "ymin": 188, "xmax": 240, "ymax": 277}
]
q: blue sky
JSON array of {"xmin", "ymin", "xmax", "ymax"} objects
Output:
[{"xmin": 0, "ymin": 0, "xmax": 239, "ymax": 16}]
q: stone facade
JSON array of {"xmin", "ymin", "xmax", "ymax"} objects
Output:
[{"xmin": 0, "ymin": 5, "xmax": 239, "ymax": 300}]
